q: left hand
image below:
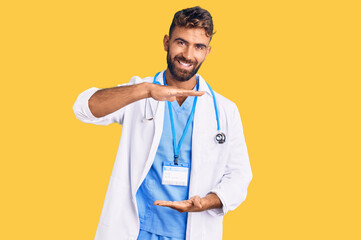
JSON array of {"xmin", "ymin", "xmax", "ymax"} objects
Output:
[{"xmin": 154, "ymin": 195, "xmax": 203, "ymax": 213}]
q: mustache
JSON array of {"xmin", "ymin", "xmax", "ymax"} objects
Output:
[{"xmin": 174, "ymin": 56, "xmax": 197, "ymax": 65}]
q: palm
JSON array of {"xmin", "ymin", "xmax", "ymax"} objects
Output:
[
  {"xmin": 150, "ymin": 84, "xmax": 204, "ymax": 102},
  {"xmin": 170, "ymin": 199, "xmax": 193, "ymax": 212},
  {"xmin": 154, "ymin": 196, "xmax": 203, "ymax": 213}
]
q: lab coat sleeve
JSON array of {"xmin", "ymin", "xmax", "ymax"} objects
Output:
[
  {"xmin": 207, "ymin": 103, "xmax": 253, "ymax": 216},
  {"xmin": 72, "ymin": 76, "xmax": 141, "ymax": 125}
]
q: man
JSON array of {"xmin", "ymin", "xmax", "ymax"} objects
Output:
[{"xmin": 73, "ymin": 6, "xmax": 252, "ymax": 240}]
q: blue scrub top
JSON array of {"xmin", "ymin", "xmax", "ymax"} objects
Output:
[{"xmin": 136, "ymin": 94, "xmax": 196, "ymax": 240}]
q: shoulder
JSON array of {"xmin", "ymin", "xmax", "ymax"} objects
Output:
[
  {"xmin": 131, "ymin": 76, "xmax": 154, "ymax": 84},
  {"xmin": 198, "ymin": 74, "xmax": 237, "ymax": 112},
  {"xmin": 213, "ymin": 91, "xmax": 241, "ymax": 126},
  {"xmin": 213, "ymin": 91, "xmax": 237, "ymax": 109},
  {"xmin": 205, "ymin": 86, "xmax": 239, "ymax": 117}
]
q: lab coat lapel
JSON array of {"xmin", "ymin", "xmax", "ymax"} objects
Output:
[
  {"xmin": 133, "ymin": 70, "xmax": 165, "ymax": 196},
  {"xmin": 189, "ymin": 76, "xmax": 214, "ymax": 194},
  {"xmin": 187, "ymin": 76, "xmax": 214, "ymax": 240},
  {"xmin": 132, "ymin": 98, "xmax": 165, "ymax": 197}
]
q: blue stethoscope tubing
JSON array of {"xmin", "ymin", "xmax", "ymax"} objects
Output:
[{"xmin": 150, "ymin": 71, "xmax": 226, "ymax": 144}]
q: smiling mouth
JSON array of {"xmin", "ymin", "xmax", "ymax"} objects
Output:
[{"xmin": 177, "ymin": 60, "xmax": 192, "ymax": 67}]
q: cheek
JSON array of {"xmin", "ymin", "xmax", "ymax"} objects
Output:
[
  {"xmin": 195, "ymin": 53, "xmax": 207, "ymax": 64},
  {"xmin": 169, "ymin": 44, "xmax": 183, "ymax": 55},
  {"xmin": 169, "ymin": 51, "xmax": 180, "ymax": 60}
]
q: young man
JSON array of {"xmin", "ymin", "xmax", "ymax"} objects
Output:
[{"xmin": 73, "ymin": 6, "xmax": 252, "ymax": 240}]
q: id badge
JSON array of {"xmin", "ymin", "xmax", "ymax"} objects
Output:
[{"xmin": 162, "ymin": 161, "xmax": 189, "ymax": 186}]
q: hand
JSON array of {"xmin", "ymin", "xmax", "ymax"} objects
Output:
[
  {"xmin": 148, "ymin": 83, "xmax": 205, "ymax": 102},
  {"xmin": 154, "ymin": 195, "xmax": 204, "ymax": 213}
]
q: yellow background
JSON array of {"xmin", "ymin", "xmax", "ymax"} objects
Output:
[{"xmin": 1, "ymin": 0, "xmax": 360, "ymax": 239}]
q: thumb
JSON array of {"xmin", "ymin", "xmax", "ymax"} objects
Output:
[{"xmin": 192, "ymin": 196, "xmax": 202, "ymax": 209}]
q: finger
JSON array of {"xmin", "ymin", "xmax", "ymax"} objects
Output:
[
  {"xmin": 154, "ymin": 201, "xmax": 185, "ymax": 213},
  {"xmin": 169, "ymin": 202, "xmax": 186, "ymax": 213},
  {"xmin": 154, "ymin": 200, "xmax": 174, "ymax": 207},
  {"xmin": 173, "ymin": 90, "xmax": 205, "ymax": 97}
]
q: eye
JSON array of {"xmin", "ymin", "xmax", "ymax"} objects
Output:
[
  {"xmin": 178, "ymin": 41, "xmax": 185, "ymax": 45},
  {"xmin": 196, "ymin": 45, "xmax": 206, "ymax": 50}
]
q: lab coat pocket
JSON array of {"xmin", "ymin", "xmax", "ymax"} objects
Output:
[
  {"xmin": 198, "ymin": 129, "xmax": 228, "ymax": 165},
  {"xmin": 100, "ymin": 175, "xmax": 129, "ymax": 227},
  {"xmin": 196, "ymin": 129, "xmax": 227, "ymax": 187},
  {"xmin": 202, "ymin": 212, "xmax": 223, "ymax": 240}
]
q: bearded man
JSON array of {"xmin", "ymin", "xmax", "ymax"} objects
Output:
[{"xmin": 73, "ymin": 6, "xmax": 252, "ymax": 240}]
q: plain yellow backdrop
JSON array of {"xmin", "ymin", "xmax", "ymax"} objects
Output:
[{"xmin": 1, "ymin": 0, "xmax": 360, "ymax": 239}]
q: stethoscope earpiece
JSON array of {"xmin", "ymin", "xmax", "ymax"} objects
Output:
[{"xmin": 215, "ymin": 132, "xmax": 226, "ymax": 144}]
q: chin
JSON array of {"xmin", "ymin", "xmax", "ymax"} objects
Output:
[
  {"xmin": 170, "ymin": 65, "xmax": 200, "ymax": 82},
  {"xmin": 174, "ymin": 72, "xmax": 195, "ymax": 82}
]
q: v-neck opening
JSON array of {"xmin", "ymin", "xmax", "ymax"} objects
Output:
[
  {"xmin": 171, "ymin": 96, "xmax": 194, "ymax": 112},
  {"xmin": 171, "ymin": 83, "xmax": 197, "ymax": 112}
]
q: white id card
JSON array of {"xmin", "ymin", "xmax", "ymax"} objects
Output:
[{"xmin": 162, "ymin": 162, "xmax": 189, "ymax": 186}]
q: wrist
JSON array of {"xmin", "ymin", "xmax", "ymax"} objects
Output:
[
  {"xmin": 138, "ymin": 82, "xmax": 153, "ymax": 99},
  {"xmin": 201, "ymin": 193, "xmax": 222, "ymax": 211},
  {"xmin": 200, "ymin": 196, "xmax": 211, "ymax": 211}
]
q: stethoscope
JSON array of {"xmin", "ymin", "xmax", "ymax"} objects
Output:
[{"xmin": 143, "ymin": 71, "xmax": 226, "ymax": 144}]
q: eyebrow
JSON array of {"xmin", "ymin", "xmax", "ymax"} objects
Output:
[{"xmin": 174, "ymin": 38, "xmax": 207, "ymax": 48}]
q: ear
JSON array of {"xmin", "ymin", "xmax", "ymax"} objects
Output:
[{"xmin": 163, "ymin": 35, "xmax": 169, "ymax": 52}]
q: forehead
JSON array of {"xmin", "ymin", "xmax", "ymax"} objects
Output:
[{"xmin": 170, "ymin": 26, "xmax": 210, "ymax": 45}]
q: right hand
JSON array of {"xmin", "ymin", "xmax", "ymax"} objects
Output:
[{"xmin": 148, "ymin": 83, "xmax": 205, "ymax": 102}]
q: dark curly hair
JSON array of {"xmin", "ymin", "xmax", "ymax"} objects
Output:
[{"xmin": 169, "ymin": 6, "xmax": 215, "ymax": 40}]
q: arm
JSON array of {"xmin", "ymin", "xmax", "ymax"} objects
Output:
[
  {"xmin": 73, "ymin": 77, "xmax": 204, "ymax": 125},
  {"xmin": 89, "ymin": 82, "xmax": 204, "ymax": 118},
  {"xmin": 88, "ymin": 82, "xmax": 149, "ymax": 118}
]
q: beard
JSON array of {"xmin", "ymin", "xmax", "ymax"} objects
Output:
[{"xmin": 167, "ymin": 51, "xmax": 203, "ymax": 82}]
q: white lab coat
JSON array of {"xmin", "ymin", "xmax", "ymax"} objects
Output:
[{"xmin": 73, "ymin": 71, "xmax": 252, "ymax": 240}]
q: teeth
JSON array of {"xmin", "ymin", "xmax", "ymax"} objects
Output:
[{"xmin": 179, "ymin": 61, "xmax": 191, "ymax": 67}]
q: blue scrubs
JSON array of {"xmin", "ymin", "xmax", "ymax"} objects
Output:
[{"xmin": 136, "ymin": 94, "xmax": 196, "ymax": 240}]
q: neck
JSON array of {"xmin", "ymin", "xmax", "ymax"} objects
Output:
[{"xmin": 164, "ymin": 69, "xmax": 197, "ymax": 90}]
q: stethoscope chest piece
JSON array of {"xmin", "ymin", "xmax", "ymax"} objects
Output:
[{"xmin": 215, "ymin": 132, "xmax": 226, "ymax": 144}]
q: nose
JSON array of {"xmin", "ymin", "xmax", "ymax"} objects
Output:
[{"xmin": 182, "ymin": 46, "xmax": 194, "ymax": 62}]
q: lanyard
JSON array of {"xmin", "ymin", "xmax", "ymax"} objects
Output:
[{"xmin": 163, "ymin": 72, "xmax": 199, "ymax": 165}]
